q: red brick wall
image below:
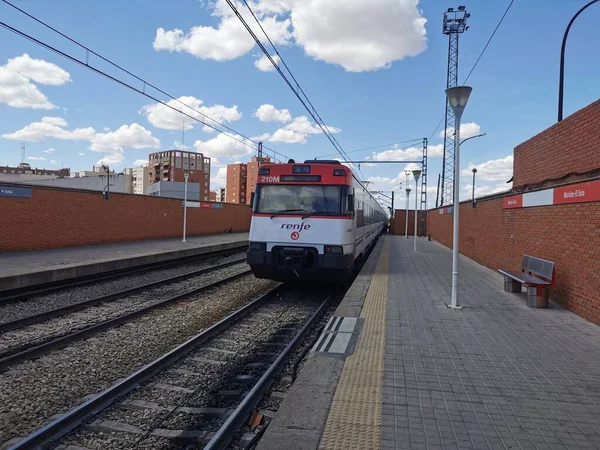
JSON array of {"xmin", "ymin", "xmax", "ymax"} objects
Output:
[
  {"xmin": 428, "ymin": 197, "xmax": 600, "ymax": 325},
  {"xmin": 391, "ymin": 210, "xmax": 417, "ymax": 236},
  {"xmin": 514, "ymin": 99, "xmax": 600, "ymax": 188},
  {"xmin": 0, "ymin": 185, "xmax": 251, "ymax": 252}
]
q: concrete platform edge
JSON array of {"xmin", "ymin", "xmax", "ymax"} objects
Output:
[
  {"xmin": 0, "ymin": 240, "xmax": 247, "ymax": 292},
  {"xmin": 256, "ymin": 238, "xmax": 385, "ymax": 450}
]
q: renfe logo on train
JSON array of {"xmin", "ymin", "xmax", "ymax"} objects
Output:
[{"xmin": 281, "ymin": 222, "xmax": 311, "ymax": 231}]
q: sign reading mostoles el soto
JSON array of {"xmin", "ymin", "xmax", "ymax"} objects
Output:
[{"xmin": 502, "ymin": 179, "xmax": 600, "ymax": 209}]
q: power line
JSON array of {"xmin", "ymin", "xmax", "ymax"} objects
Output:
[
  {"xmin": 463, "ymin": 0, "xmax": 516, "ymax": 84},
  {"xmin": 225, "ymin": 0, "xmax": 358, "ymax": 173},
  {"xmin": 316, "ymin": 138, "xmax": 423, "ymax": 159},
  {"xmin": 428, "ymin": 0, "xmax": 516, "ymax": 140},
  {"xmin": 1, "ymin": 0, "xmax": 289, "ymax": 163}
]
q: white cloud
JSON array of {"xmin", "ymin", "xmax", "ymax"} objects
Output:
[
  {"xmin": 254, "ymin": 104, "xmax": 292, "ymax": 123},
  {"xmin": 461, "ymin": 155, "xmax": 513, "ymax": 182},
  {"xmin": 153, "ymin": 0, "xmax": 291, "ymax": 62},
  {"xmin": 172, "ymin": 140, "xmax": 190, "ymax": 150},
  {"xmin": 194, "ymin": 132, "xmax": 254, "ymax": 158},
  {"xmin": 428, "ymin": 144, "xmax": 443, "ymax": 157},
  {"xmin": 41, "ymin": 116, "xmax": 67, "ymax": 127},
  {"xmin": 50, "ymin": 159, "xmax": 57, "ymax": 165},
  {"xmin": 371, "ymin": 145, "xmax": 422, "ymax": 162},
  {"xmin": 103, "ymin": 127, "xmax": 111, "ymax": 132},
  {"xmin": 269, "ymin": 128, "xmax": 307, "ymax": 144},
  {"xmin": 5, "ymin": 54, "xmax": 71, "ymax": 86},
  {"xmin": 2, "ymin": 117, "xmax": 95, "ymax": 142},
  {"xmin": 78, "ymin": 152, "xmax": 86, "ymax": 156},
  {"xmin": 285, "ymin": 116, "xmax": 340, "ymax": 134},
  {"xmin": 133, "ymin": 159, "xmax": 149, "ymax": 167},
  {"xmin": 370, "ymin": 142, "xmax": 442, "ymax": 163},
  {"xmin": 90, "ymin": 124, "xmax": 160, "ymax": 166},
  {"xmin": 253, "ymin": 132, "xmax": 271, "ymax": 141},
  {"xmin": 42, "ymin": 148, "xmax": 56, "ymax": 154},
  {"xmin": 290, "ymin": 0, "xmax": 427, "ymax": 72},
  {"xmin": 154, "ymin": 0, "xmax": 425, "ymax": 72},
  {"xmin": 0, "ymin": 54, "xmax": 72, "ymax": 110},
  {"xmin": 140, "ymin": 96, "xmax": 241, "ymax": 131},
  {"xmin": 210, "ymin": 166, "xmax": 228, "ymax": 188},
  {"xmin": 267, "ymin": 115, "xmax": 340, "ymax": 144},
  {"xmin": 0, "ymin": 67, "xmax": 54, "ymax": 110},
  {"xmin": 254, "ymin": 54, "xmax": 280, "ymax": 71},
  {"xmin": 27, "ymin": 156, "xmax": 47, "ymax": 161},
  {"xmin": 440, "ymin": 122, "xmax": 482, "ymax": 140}
]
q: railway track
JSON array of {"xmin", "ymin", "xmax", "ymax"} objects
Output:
[
  {"xmin": 9, "ymin": 286, "xmax": 331, "ymax": 450},
  {"xmin": 0, "ymin": 257, "xmax": 246, "ymax": 333},
  {"xmin": 0, "ymin": 245, "xmax": 247, "ymax": 305},
  {"xmin": 0, "ymin": 263, "xmax": 251, "ymax": 370}
]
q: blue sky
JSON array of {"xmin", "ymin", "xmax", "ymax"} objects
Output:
[{"xmin": 1, "ymin": 0, "xmax": 598, "ymax": 207}]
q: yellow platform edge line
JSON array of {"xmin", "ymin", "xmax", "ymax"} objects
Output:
[{"xmin": 319, "ymin": 237, "xmax": 391, "ymax": 450}]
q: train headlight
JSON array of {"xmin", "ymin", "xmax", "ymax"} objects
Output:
[
  {"xmin": 324, "ymin": 245, "xmax": 343, "ymax": 254},
  {"xmin": 250, "ymin": 242, "xmax": 267, "ymax": 250}
]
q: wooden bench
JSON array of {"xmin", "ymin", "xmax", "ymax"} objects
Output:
[{"xmin": 498, "ymin": 255, "xmax": 555, "ymax": 308}]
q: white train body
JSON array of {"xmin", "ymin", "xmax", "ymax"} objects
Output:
[{"xmin": 247, "ymin": 160, "xmax": 387, "ymax": 282}]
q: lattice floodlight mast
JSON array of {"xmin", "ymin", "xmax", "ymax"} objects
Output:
[
  {"xmin": 420, "ymin": 138, "xmax": 428, "ymax": 236},
  {"xmin": 440, "ymin": 6, "xmax": 469, "ymax": 206}
]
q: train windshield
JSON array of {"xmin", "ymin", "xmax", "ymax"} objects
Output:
[{"xmin": 255, "ymin": 185, "xmax": 346, "ymax": 215}]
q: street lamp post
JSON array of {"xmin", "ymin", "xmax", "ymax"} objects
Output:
[
  {"xmin": 182, "ymin": 169, "xmax": 192, "ymax": 242},
  {"xmin": 472, "ymin": 168, "xmax": 477, "ymax": 208},
  {"xmin": 446, "ymin": 85, "xmax": 472, "ymax": 309},
  {"xmin": 405, "ymin": 187, "xmax": 411, "ymax": 239},
  {"xmin": 412, "ymin": 169, "xmax": 422, "ymax": 252},
  {"xmin": 558, "ymin": 0, "xmax": 600, "ymax": 122}
]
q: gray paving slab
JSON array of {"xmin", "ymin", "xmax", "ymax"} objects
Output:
[
  {"xmin": 0, "ymin": 232, "xmax": 247, "ymax": 291},
  {"xmin": 383, "ymin": 236, "xmax": 600, "ymax": 450}
]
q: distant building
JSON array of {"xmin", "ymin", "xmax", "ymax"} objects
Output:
[
  {"xmin": 209, "ymin": 190, "xmax": 217, "ymax": 202},
  {"xmin": 218, "ymin": 187, "xmax": 225, "ymax": 202},
  {"xmin": 226, "ymin": 163, "xmax": 247, "ymax": 204},
  {"xmin": 148, "ymin": 150, "xmax": 210, "ymax": 201},
  {"xmin": 225, "ymin": 156, "xmax": 270, "ymax": 204},
  {"xmin": 246, "ymin": 156, "xmax": 271, "ymax": 204},
  {"xmin": 0, "ymin": 172, "xmax": 131, "ymax": 193},
  {"xmin": 145, "ymin": 181, "xmax": 200, "ymax": 201},
  {"xmin": 0, "ymin": 163, "xmax": 70, "ymax": 177},
  {"xmin": 125, "ymin": 166, "xmax": 150, "ymax": 195},
  {"xmin": 71, "ymin": 165, "xmax": 114, "ymax": 178}
]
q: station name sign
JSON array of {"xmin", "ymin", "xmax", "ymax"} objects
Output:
[
  {"xmin": 0, "ymin": 186, "xmax": 31, "ymax": 198},
  {"xmin": 503, "ymin": 179, "xmax": 600, "ymax": 209},
  {"xmin": 183, "ymin": 201, "xmax": 224, "ymax": 209}
]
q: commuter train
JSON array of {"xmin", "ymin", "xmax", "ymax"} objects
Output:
[{"xmin": 247, "ymin": 160, "xmax": 387, "ymax": 282}]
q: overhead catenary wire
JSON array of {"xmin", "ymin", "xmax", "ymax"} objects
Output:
[
  {"xmin": 225, "ymin": 0, "xmax": 359, "ymax": 174},
  {"xmin": 428, "ymin": 0, "xmax": 516, "ymax": 140},
  {"xmin": 315, "ymin": 138, "xmax": 423, "ymax": 159},
  {"xmin": 0, "ymin": 0, "xmax": 289, "ymax": 163}
]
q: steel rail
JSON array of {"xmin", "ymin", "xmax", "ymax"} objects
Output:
[
  {"xmin": 203, "ymin": 294, "xmax": 331, "ymax": 450},
  {"xmin": 0, "ymin": 269, "xmax": 252, "ymax": 370},
  {"xmin": 0, "ymin": 258, "xmax": 247, "ymax": 333},
  {"xmin": 0, "ymin": 245, "xmax": 247, "ymax": 304},
  {"xmin": 8, "ymin": 284, "xmax": 283, "ymax": 450}
]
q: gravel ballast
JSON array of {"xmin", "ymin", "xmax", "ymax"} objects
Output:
[
  {"xmin": 55, "ymin": 289, "xmax": 325, "ymax": 450},
  {"xmin": 0, "ymin": 263, "xmax": 249, "ymax": 357},
  {"xmin": 0, "ymin": 275, "xmax": 278, "ymax": 446},
  {"xmin": 0, "ymin": 251, "xmax": 246, "ymax": 324}
]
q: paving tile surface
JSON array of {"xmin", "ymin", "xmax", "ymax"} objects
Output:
[{"xmin": 383, "ymin": 237, "xmax": 600, "ymax": 450}]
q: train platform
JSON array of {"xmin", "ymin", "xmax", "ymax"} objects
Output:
[
  {"xmin": 258, "ymin": 235, "xmax": 600, "ymax": 450},
  {"xmin": 0, "ymin": 233, "xmax": 248, "ymax": 293}
]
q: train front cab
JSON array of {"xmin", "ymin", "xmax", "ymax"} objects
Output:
[{"xmin": 247, "ymin": 241, "xmax": 355, "ymax": 282}]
